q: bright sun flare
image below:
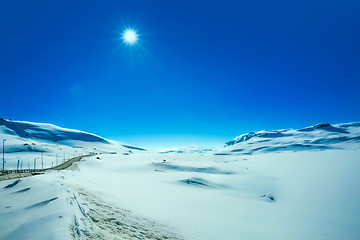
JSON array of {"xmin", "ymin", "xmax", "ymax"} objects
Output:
[{"xmin": 122, "ymin": 28, "xmax": 138, "ymax": 45}]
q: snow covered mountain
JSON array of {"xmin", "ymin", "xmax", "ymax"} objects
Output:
[
  {"xmin": 160, "ymin": 145, "xmax": 215, "ymax": 154},
  {"xmin": 0, "ymin": 118, "xmax": 146, "ymax": 169},
  {"xmin": 218, "ymin": 122, "xmax": 360, "ymax": 155},
  {"xmin": 0, "ymin": 118, "xmax": 109, "ymax": 144}
]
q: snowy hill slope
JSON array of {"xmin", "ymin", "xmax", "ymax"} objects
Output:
[
  {"xmin": 0, "ymin": 118, "xmax": 109, "ymax": 144},
  {"xmin": 217, "ymin": 122, "xmax": 360, "ymax": 155},
  {"xmin": 0, "ymin": 118, "xmax": 146, "ymax": 170}
]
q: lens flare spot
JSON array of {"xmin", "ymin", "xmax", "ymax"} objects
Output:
[{"xmin": 122, "ymin": 28, "xmax": 138, "ymax": 45}]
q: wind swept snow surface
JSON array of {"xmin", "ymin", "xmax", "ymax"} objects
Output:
[
  {"xmin": 1, "ymin": 120, "xmax": 360, "ymax": 239},
  {"xmin": 60, "ymin": 147, "xmax": 360, "ymax": 240},
  {"xmin": 0, "ymin": 170, "xmax": 182, "ymax": 240},
  {"xmin": 0, "ymin": 175, "xmax": 74, "ymax": 240}
]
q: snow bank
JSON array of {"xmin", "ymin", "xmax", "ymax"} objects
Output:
[{"xmin": 0, "ymin": 175, "xmax": 74, "ymax": 240}]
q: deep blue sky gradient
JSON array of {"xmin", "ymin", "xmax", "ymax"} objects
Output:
[{"xmin": 1, "ymin": 0, "xmax": 360, "ymax": 148}]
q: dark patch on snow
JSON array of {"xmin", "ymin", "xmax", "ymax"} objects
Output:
[
  {"xmin": 179, "ymin": 178, "xmax": 209, "ymax": 187},
  {"xmin": 214, "ymin": 153, "xmax": 231, "ymax": 155},
  {"xmin": 268, "ymin": 195, "xmax": 275, "ymax": 201},
  {"xmin": 122, "ymin": 145, "xmax": 146, "ymax": 151},
  {"xmin": 152, "ymin": 163, "xmax": 234, "ymax": 174},
  {"xmin": 3, "ymin": 180, "xmax": 21, "ymax": 189},
  {"xmin": 25, "ymin": 197, "xmax": 58, "ymax": 209},
  {"xmin": 231, "ymin": 149, "xmax": 244, "ymax": 152},
  {"xmin": 251, "ymin": 146, "xmax": 269, "ymax": 152},
  {"xmin": 314, "ymin": 123, "xmax": 331, "ymax": 128},
  {"xmin": 292, "ymin": 144, "xmax": 311, "ymax": 147},
  {"xmin": 310, "ymin": 136, "xmax": 360, "ymax": 144},
  {"xmin": 339, "ymin": 122, "xmax": 360, "ymax": 128},
  {"xmin": 260, "ymin": 194, "xmax": 276, "ymax": 202},
  {"xmin": 11, "ymin": 187, "xmax": 31, "ymax": 194},
  {"xmin": 300, "ymin": 123, "xmax": 332, "ymax": 131},
  {"xmin": 299, "ymin": 123, "xmax": 349, "ymax": 133},
  {"xmin": 252, "ymin": 144, "xmax": 332, "ymax": 153}
]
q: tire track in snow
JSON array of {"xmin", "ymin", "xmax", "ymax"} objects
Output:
[{"xmin": 69, "ymin": 186, "xmax": 183, "ymax": 240}]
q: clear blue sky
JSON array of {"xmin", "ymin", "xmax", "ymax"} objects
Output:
[{"xmin": 1, "ymin": 0, "xmax": 359, "ymax": 148}]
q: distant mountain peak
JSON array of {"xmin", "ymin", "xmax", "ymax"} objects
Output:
[
  {"xmin": 225, "ymin": 130, "xmax": 285, "ymax": 146},
  {"xmin": 299, "ymin": 123, "xmax": 348, "ymax": 133},
  {"xmin": 222, "ymin": 122, "xmax": 360, "ymax": 154}
]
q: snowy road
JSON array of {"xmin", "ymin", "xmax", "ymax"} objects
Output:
[{"xmin": 0, "ymin": 155, "xmax": 92, "ymax": 181}]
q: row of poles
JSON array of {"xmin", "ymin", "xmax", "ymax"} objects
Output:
[
  {"xmin": 6, "ymin": 153, "xmax": 69, "ymax": 172},
  {"xmin": 1, "ymin": 139, "xmax": 76, "ymax": 172},
  {"xmin": 2, "ymin": 139, "xmax": 5, "ymax": 171}
]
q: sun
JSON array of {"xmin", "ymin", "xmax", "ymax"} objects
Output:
[{"xmin": 122, "ymin": 28, "xmax": 139, "ymax": 46}]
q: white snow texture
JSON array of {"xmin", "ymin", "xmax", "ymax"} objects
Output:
[{"xmin": 0, "ymin": 118, "xmax": 360, "ymax": 240}]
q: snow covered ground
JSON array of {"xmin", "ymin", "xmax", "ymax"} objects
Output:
[{"xmin": 1, "ymin": 119, "xmax": 360, "ymax": 239}]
